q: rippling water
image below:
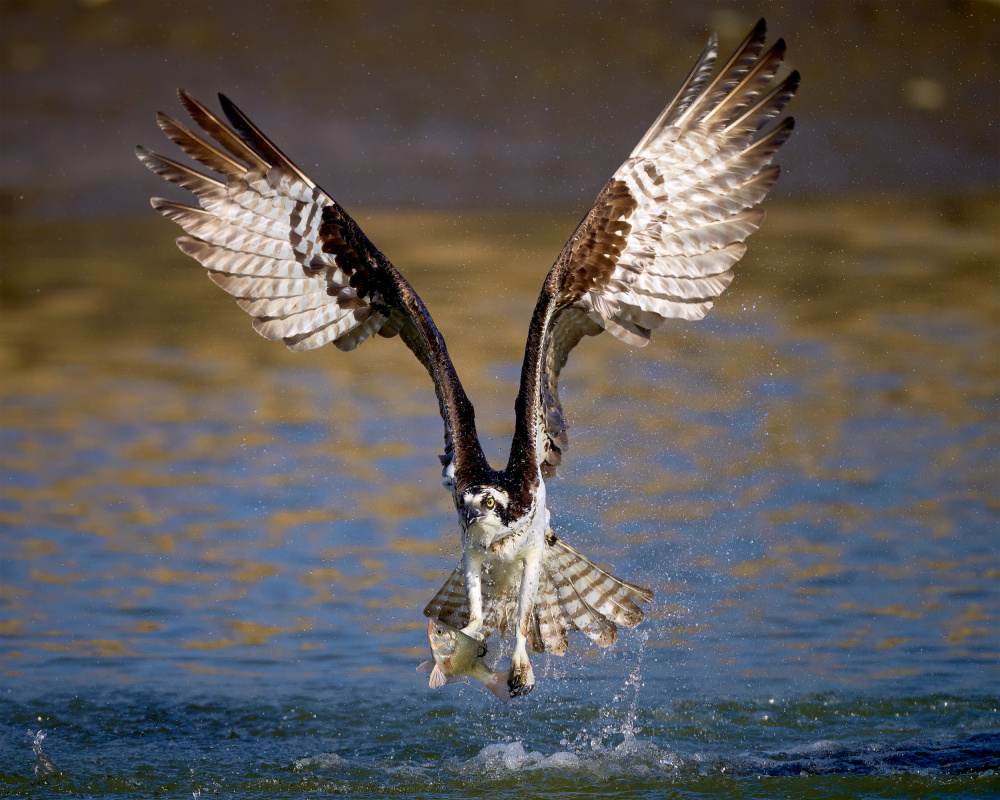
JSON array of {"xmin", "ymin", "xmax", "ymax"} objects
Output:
[{"xmin": 1, "ymin": 197, "xmax": 998, "ymax": 797}]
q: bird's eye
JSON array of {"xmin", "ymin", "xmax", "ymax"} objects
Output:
[
  {"xmin": 456, "ymin": 496, "xmax": 464, "ymax": 508},
  {"xmin": 485, "ymin": 497, "xmax": 495, "ymax": 509}
]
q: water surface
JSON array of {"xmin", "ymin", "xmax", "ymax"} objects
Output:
[{"xmin": 1, "ymin": 197, "xmax": 998, "ymax": 797}]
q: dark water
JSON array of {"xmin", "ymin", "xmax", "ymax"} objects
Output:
[
  {"xmin": 1, "ymin": 198, "xmax": 998, "ymax": 797},
  {"xmin": 3, "ymin": 1, "xmax": 998, "ymax": 218}
]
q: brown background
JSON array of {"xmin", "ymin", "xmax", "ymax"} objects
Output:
[{"xmin": 2, "ymin": 0, "xmax": 998, "ymax": 219}]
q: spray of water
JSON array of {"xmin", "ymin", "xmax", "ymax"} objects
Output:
[
  {"xmin": 571, "ymin": 628, "xmax": 650, "ymax": 754},
  {"xmin": 619, "ymin": 629, "xmax": 649, "ymax": 746},
  {"xmin": 30, "ymin": 728, "xmax": 59, "ymax": 777}
]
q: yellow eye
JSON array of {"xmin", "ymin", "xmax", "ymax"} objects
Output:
[
  {"xmin": 456, "ymin": 496, "xmax": 464, "ymax": 508},
  {"xmin": 485, "ymin": 497, "xmax": 495, "ymax": 509}
]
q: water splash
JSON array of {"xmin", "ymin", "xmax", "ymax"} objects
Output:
[
  {"xmin": 619, "ymin": 629, "xmax": 649, "ymax": 747},
  {"xmin": 294, "ymin": 753, "xmax": 349, "ymax": 770},
  {"xmin": 571, "ymin": 629, "xmax": 651, "ymax": 754},
  {"xmin": 30, "ymin": 728, "xmax": 59, "ymax": 777}
]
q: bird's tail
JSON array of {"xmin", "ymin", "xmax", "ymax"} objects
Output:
[
  {"xmin": 533, "ymin": 530, "xmax": 654, "ymax": 654},
  {"xmin": 422, "ymin": 529, "xmax": 653, "ymax": 656}
]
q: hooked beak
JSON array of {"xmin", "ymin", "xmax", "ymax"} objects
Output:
[{"xmin": 463, "ymin": 506, "xmax": 485, "ymax": 527}]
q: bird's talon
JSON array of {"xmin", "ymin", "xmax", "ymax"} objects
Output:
[{"xmin": 507, "ymin": 662, "xmax": 535, "ymax": 697}]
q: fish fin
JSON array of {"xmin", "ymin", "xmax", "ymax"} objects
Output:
[
  {"xmin": 486, "ymin": 671, "xmax": 511, "ymax": 703},
  {"xmin": 429, "ymin": 664, "xmax": 448, "ymax": 689},
  {"xmin": 416, "ymin": 660, "xmax": 435, "ymax": 674}
]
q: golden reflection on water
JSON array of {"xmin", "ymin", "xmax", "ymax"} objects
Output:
[{"xmin": 1, "ymin": 195, "xmax": 998, "ymax": 689}]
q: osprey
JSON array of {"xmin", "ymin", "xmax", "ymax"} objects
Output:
[{"xmin": 138, "ymin": 19, "xmax": 797, "ymax": 697}]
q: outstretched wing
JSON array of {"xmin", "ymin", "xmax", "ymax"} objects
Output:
[
  {"xmin": 509, "ymin": 19, "xmax": 798, "ymax": 479},
  {"xmin": 137, "ymin": 91, "xmax": 489, "ymax": 481}
]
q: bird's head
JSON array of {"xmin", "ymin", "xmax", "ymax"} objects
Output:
[{"xmin": 455, "ymin": 485, "xmax": 511, "ymax": 532}]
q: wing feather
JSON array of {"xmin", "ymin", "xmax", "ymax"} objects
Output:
[
  {"xmin": 178, "ymin": 90, "xmax": 272, "ymax": 173},
  {"xmin": 508, "ymin": 19, "xmax": 796, "ymax": 479},
  {"xmin": 139, "ymin": 92, "xmax": 491, "ymax": 480},
  {"xmin": 156, "ymin": 112, "xmax": 247, "ymax": 181},
  {"xmin": 630, "ymin": 34, "xmax": 719, "ymax": 157},
  {"xmin": 423, "ymin": 566, "xmax": 469, "ymax": 629},
  {"xmin": 533, "ymin": 571, "xmax": 570, "ymax": 655}
]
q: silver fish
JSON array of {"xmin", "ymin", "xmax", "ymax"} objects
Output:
[{"xmin": 417, "ymin": 619, "xmax": 510, "ymax": 702}]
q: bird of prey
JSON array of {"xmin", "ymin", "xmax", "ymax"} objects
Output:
[{"xmin": 137, "ymin": 19, "xmax": 797, "ymax": 697}]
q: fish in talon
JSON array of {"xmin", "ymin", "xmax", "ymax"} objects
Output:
[{"xmin": 417, "ymin": 619, "xmax": 510, "ymax": 702}]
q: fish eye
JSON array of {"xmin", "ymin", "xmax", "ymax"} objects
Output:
[{"xmin": 485, "ymin": 497, "xmax": 495, "ymax": 510}]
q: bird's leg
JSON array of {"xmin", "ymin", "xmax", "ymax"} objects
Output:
[
  {"xmin": 508, "ymin": 550, "xmax": 542, "ymax": 697},
  {"xmin": 461, "ymin": 545, "xmax": 485, "ymax": 640}
]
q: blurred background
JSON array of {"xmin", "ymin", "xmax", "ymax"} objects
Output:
[
  {"xmin": 2, "ymin": 0, "xmax": 998, "ymax": 216},
  {"xmin": 1, "ymin": 1, "xmax": 998, "ymax": 795}
]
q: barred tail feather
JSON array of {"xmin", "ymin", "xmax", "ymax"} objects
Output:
[
  {"xmin": 421, "ymin": 531, "xmax": 653, "ymax": 656},
  {"xmin": 422, "ymin": 565, "xmax": 468, "ymax": 630},
  {"xmin": 543, "ymin": 531, "xmax": 651, "ymax": 648},
  {"xmin": 532, "ymin": 572, "xmax": 570, "ymax": 655},
  {"xmin": 420, "ymin": 563, "xmax": 520, "ymax": 640},
  {"xmin": 544, "ymin": 534, "xmax": 654, "ymax": 625}
]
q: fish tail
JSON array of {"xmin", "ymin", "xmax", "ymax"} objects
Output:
[
  {"xmin": 471, "ymin": 663, "xmax": 510, "ymax": 703},
  {"xmin": 485, "ymin": 671, "xmax": 511, "ymax": 703}
]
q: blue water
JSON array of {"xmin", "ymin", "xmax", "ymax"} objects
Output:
[{"xmin": 1, "ymin": 206, "xmax": 998, "ymax": 797}]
